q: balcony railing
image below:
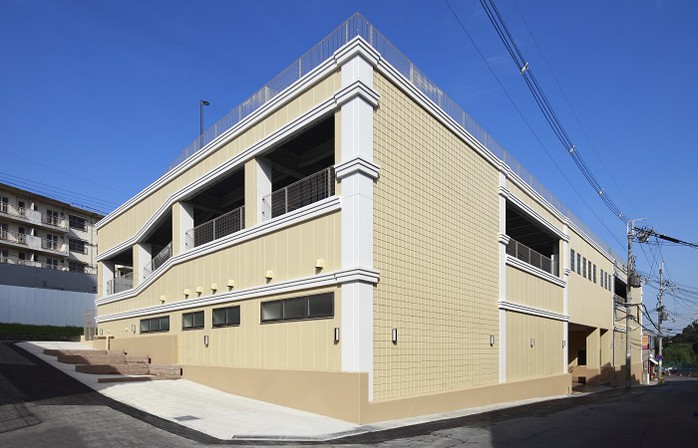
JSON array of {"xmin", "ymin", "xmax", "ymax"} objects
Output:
[
  {"xmin": 106, "ymin": 272, "xmax": 134, "ymax": 295},
  {"xmin": 0, "ymin": 229, "xmax": 28, "ymax": 246},
  {"xmin": 261, "ymin": 167, "xmax": 335, "ymax": 221},
  {"xmin": 506, "ymin": 238, "xmax": 558, "ymax": 276},
  {"xmin": 143, "ymin": 242, "xmax": 172, "ymax": 278},
  {"xmin": 41, "ymin": 214, "xmax": 66, "ymax": 229},
  {"xmin": 41, "ymin": 238, "xmax": 67, "ymax": 253},
  {"xmin": 185, "ymin": 206, "xmax": 245, "ymax": 249},
  {"xmin": 0, "ymin": 255, "xmax": 68, "ymax": 271}
]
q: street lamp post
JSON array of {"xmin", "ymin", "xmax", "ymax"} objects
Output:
[{"xmin": 200, "ymin": 99, "xmax": 210, "ymax": 147}]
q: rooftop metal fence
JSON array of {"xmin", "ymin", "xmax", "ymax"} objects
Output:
[{"xmin": 165, "ymin": 13, "xmax": 621, "ymax": 262}]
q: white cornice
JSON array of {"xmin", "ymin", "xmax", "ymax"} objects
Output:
[
  {"xmin": 506, "ymin": 255, "xmax": 566, "ymax": 288},
  {"xmin": 335, "ymin": 157, "xmax": 380, "ymax": 180},
  {"xmin": 498, "ymin": 300, "xmax": 569, "ymax": 322},
  {"xmin": 334, "ymin": 79, "xmax": 380, "ymax": 108},
  {"xmin": 96, "ymin": 266, "xmax": 380, "ymax": 323},
  {"xmin": 333, "ymin": 36, "xmax": 381, "ymax": 68},
  {"xmin": 96, "ymin": 196, "xmax": 341, "ymax": 305},
  {"xmin": 498, "ymin": 233, "xmax": 511, "ymax": 245}
]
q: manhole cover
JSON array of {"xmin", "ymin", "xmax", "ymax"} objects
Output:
[{"xmin": 174, "ymin": 415, "xmax": 200, "ymax": 421}]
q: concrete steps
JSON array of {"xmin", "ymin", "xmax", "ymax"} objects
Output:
[{"xmin": 44, "ymin": 348, "xmax": 182, "ymax": 381}]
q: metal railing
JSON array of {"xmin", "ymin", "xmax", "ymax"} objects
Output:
[
  {"xmin": 0, "ymin": 254, "xmax": 69, "ymax": 271},
  {"xmin": 41, "ymin": 214, "xmax": 65, "ymax": 228},
  {"xmin": 106, "ymin": 271, "xmax": 134, "ymax": 295},
  {"xmin": 149, "ymin": 241, "xmax": 172, "ymax": 272},
  {"xmin": 162, "ymin": 13, "xmax": 621, "ymax": 263},
  {"xmin": 262, "ymin": 167, "xmax": 335, "ymax": 221},
  {"xmin": 185, "ymin": 206, "xmax": 245, "ymax": 249},
  {"xmin": 506, "ymin": 238, "xmax": 558, "ymax": 276},
  {"xmin": 0, "ymin": 229, "xmax": 28, "ymax": 246},
  {"xmin": 41, "ymin": 238, "xmax": 66, "ymax": 253}
]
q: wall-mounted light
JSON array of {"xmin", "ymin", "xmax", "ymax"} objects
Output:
[
  {"xmin": 195, "ymin": 286, "xmax": 203, "ymax": 296},
  {"xmin": 210, "ymin": 283, "xmax": 218, "ymax": 293},
  {"xmin": 183, "ymin": 288, "xmax": 191, "ymax": 298},
  {"xmin": 315, "ymin": 258, "xmax": 325, "ymax": 270},
  {"xmin": 391, "ymin": 328, "xmax": 398, "ymax": 345},
  {"xmin": 227, "ymin": 279, "xmax": 235, "ymax": 290},
  {"xmin": 203, "ymin": 335, "xmax": 209, "ymax": 347},
  {"xmin": 334, "ymin": 327, "xmax": 340, "ymax": 344},
  {"xmin": 562, "ymin": 340, "xmax": 566, "ymax": 348},
  {"xmin": 530, "ymin": 338, "xmax": 536, "ymax": 348},
  {"xmin": 160, "ymin": 295, "xmax": 167, "ymax": 304},
  {"xmin": 131, "ymin": 324, "xmax": 136, "ymax": 334},
  {"xmin": 489, "ymin": 335, "xmax": 495, "ymax": 347},
  {"xmin": 265, "ymin": 270, "xmax": 274, "ymax": 280}
]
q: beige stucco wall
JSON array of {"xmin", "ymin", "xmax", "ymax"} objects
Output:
[
  {"xmin": 98, "ymin": 211, "xmax": 340, "ymax": 315},
  {"xmin": 371, "ymin": 72, "xmax": 500, "ymax": 401},
  {"xmin": 567, "ymin": 229, "xmax": 616, "ymax": 328},
  {"xmin": 506, "ymin": 311, "xmax": 564, "ymax": 381},
  {"xmin": 98, "ymin": 72, "xmax": 339, "ymax": 254},
  {"xmin": 98, "ymin": 286, "xmax": 341, "ymax": 371},
  {"xmin": 506, "ymin": 265, "xmax": 564, "ymax": 313}
]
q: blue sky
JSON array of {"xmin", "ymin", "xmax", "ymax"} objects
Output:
[{"xmin": 1, "ymin": 0, "xmax": 696, "ymax": 330}]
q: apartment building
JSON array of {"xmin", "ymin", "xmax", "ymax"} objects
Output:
[
  {"xmin": 0, "ymin": 182, "xmax": 101, "ymax": 326},
  {"xmin": 94, "ymin": 14, "xmax": 643, "ymax": 423}
]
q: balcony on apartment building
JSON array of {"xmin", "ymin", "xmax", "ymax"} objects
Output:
[
  {"xmin": 0, "ymin": 229, "xmax": 67, "ymax": 255},
  {"xmin": 0, "ymin": 254, "xmax": 69, "ymax": 271},
  {"xmin": 106, "ymin": 271, "xmax": 134, "ymax": 295},
  {"xmin": 506, "ymin": 203, "xmax": 560, "ymax": 277},
  {"xmin": 0, "ymin": 202, "xmax": 68, "ymax": 232}
]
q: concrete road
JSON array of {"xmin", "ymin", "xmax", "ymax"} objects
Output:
[{"xmin": 1, "ymin": 340, "xmax": 697, "ymax": 447}]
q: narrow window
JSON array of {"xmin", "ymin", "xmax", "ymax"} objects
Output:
[
  {"xmin": 576, "ymin": 253, "xmax": 581, "ymax": 275},
  {"xmin": 182, "ymin": 311, "xmax": 205, "ymax": 329},
  {"xmin": 582, "ymin": 257, "xmax": 587, "ymax": 278},
  {"xmin": 140, "ymin": 316, "xmax": 170, "ymax": 333},
  {"xmin": 593, "ymin": 264, "xmax": 597, "ymax": 284},
  {"xmin": 571, "ymin": 249, "xmax": 575, "ymax": 272}
]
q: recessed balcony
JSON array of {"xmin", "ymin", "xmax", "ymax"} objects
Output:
[{"xmin": 261, "ymin": 166, "xmax": 335, "ymax": 221}]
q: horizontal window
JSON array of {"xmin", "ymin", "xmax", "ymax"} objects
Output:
[
  {"xmin": 140, "ymin": 316, "xmax": 170, "ymax": 333},
  {"xmin": 212, "ymin": 306, "xmax": 240, "ymax": 327},
  {"xmin": 261, "ymin": 293, "xmax": 334, "ymax": 323},
  {"xmin": 182, "ymin": 311, "xmax": 204, "ymax": 329},
  {"xmin": 69, "ymin": 215, "xmax": 87, "ymax": 231}
]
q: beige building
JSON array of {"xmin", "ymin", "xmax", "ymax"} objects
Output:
[{"xmin": 94, "ymin": 14, "xmax": 643, "ymax": 423}]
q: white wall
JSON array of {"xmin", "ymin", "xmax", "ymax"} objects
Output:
[{"xmin": 0, "ymin": 284, "xmax": 96, "ymax": 327}]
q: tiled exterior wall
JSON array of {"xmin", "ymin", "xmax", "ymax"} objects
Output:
[
  {"xmin": 98, "ymin": 286, "xmax": 341, "ymax": 371},
  {"xmin": 99, "ymin": 211, "xmax": 340, "ymax": 315},
  {"xmin": 371, "ymin": 73, "xmax": 500, "ymax": 400},
  {"xmin": 506, "ymin": 311, "xmax": 564, "ymax": 381},
  {"xmin": 98, "ymin": 73, "xmax": 340, "ymax": 253}
]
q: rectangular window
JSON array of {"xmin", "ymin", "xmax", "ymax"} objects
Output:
[
  {"xmin": 46, "ymin": 234, "xmax": 58, "ymax": 250},
  {"xmin": 69, "ymin": 238, "xmax": 87, "ymax": 254},
  {"xmin": 182, "ymin": 311, "xmax": 205, "ymax": 329},
  {"xmin": 600, "ymin": 269, "xmax": 604, "ymax": 287},
  {"xmin": 0, "ymin": 196, "xmax": 7, "ymax": 213},
  {"xmin": 576, "ymin": 253, "xmax": 581, "ymax": 275},
  {"xmin": 582, "ymin": 257, "xmax": 587, "ymax": 278},
  {"xmin": 212, "ymin": 306, "xmax": 241, "ymax": 327},
  {"xmin": 69, "ymin": 215, "xmax": 87, "ymax": 231},
  {"xmin": 140, "ymin": 316, "xmax": 170, "ymax": 333},
  {"xmin": 68, "ymin": 261, "xmax": 86, "ymax": 273},
  {"xmin": 46, "ymin": 258, "xmax": 59, "ymax": 269},
  {"xmin": 261, "ymin": 293, "xmax": 334, "ymax": 323},
  {"xmin": 0, "ymin": 249, "xmax": 8, "ymax": 260},
  {"xmin": 570, "ymin": 249, "xmax": 575, "ymax": 272},
  {"xmin": 45, "ymin": 210, "xmax": 59, "ymax": 226},
  {"xmin": 593, "ymin": 264, "xmax": 597, "ymax": 284}
]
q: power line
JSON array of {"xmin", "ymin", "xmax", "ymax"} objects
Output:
[
  {"xmin": 477, "ymin": 0, "xmax": 627, "ymax": 223},
  {"xmin": 0, "ymin": 171, "xmax": 119, "ymax": 208}
]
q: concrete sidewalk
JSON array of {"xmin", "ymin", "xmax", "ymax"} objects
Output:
[{"xmin": 17, "ymin": 341, "xmax": 619, "ymax": 442}]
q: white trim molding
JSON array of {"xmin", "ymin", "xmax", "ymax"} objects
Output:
[
  {"xmin": 96, "ymin": 266, "xmax": 380, "ymax": 323},
  {"xmin": 506, "ymin": 255, "xmax": 566, "ymax": 288},
  {"xmin": 498, "ymin": 301, "xmax": 569, "ymax": 322}
]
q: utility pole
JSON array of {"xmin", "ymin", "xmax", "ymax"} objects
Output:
[
  {"xmin": 625, "ymin": 218, "xmax": 644, "ymax": 388},
  {"xmin": 657, "ymin": 262, "xmax": 664, "ymax": 382}
]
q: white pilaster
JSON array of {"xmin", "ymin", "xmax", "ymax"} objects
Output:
[
  {"xmin": 498, "ymin": 169, "xmax": 508, "ymax": 383},
  {"xmin": 256, "ymin": 156, "xmax": 273, "ymax": 223},
  {"xmin": 101, "ymin": 261, "xmax": 114, "ymax": 298},
  {"xmin": 135, "ymin": 243, "xmax": 152, "ymax": 285},
  {"xmin": 174, "ymin": 202, "xmax": 194, "ymax": 255},
  {"xmin": 560, "ymin": 222, "xmax": 571, "ymax": 373},
  {"xmin": 335, "ymin": 38, "xmax": 380, "ymax": 401}
]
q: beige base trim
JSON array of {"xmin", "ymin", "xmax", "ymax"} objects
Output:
[
  {"xmin": 182, "ymin": 365, "xmax": 571, "ymax": 424},
  {"xmin": 570, "ymin": 363, "xmax": 645, "ymax": 386},
  {"xmin": 110, "ymin": 335, "xmax": 178, "ymax": 364}
]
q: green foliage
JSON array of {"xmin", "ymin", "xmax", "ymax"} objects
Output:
[
  {"xmin": 0, "ymin": 323, "xmax": 83, "ymax": 341},
  {"xmin": 664, "ymin": 320, "xmax": 698, "ymax": 367}
]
